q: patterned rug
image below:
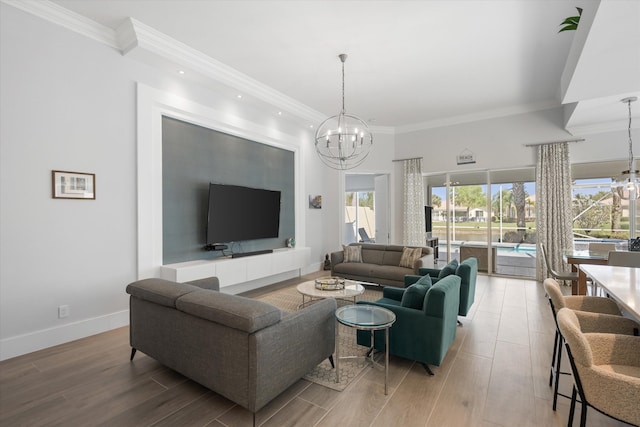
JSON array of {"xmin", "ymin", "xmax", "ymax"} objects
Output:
[{"xmin": 256, "ymin": 284, "xmax": 383, "ymax": 391}]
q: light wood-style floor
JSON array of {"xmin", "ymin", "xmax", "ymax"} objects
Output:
[{"xmin": 0, "ymin": 273, "xmax": 629, "ymax": 427}]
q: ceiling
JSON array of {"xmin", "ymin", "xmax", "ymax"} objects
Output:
[{"xmin": 44, "ymin": 0, "xmax": 640, "ymax": 132}]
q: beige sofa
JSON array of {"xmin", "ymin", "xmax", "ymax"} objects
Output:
[{"xmin": 331, "ymin": 243, "xmax": 434, "ymax": 287}]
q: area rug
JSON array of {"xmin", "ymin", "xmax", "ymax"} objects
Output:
[{"xmin": 256, "ymin": 284, "xmax": 383, "ymax": 391}]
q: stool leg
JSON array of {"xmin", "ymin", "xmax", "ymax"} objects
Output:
[
  {"xmin": 553, "ymin": 336, "xmax": 563, "ymax": 410},
  {"xmin": 568, "ymin": 386, "xmax": 577, "ymax": 427},
  {"xmin": 550, "ymin": 330, "xmax": 559, "ymax": 386}
]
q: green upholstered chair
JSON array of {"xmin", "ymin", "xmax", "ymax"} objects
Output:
[
  {"xmin": 406, "ymin": 257, "xmax": 478, "ymax": 317},
  {"xmin": 356, "ymin": 274, "xmax": 461, "ymax": 374}
]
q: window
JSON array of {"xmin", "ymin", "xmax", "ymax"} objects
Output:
[{"xmin": 572, "ymin": 178, "xmax": 630, "ymax": 240}]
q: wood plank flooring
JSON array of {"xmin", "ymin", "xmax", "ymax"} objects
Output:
[{"xmin": 0, "ymin": 274, "xmax": 629, "ymax": 426}]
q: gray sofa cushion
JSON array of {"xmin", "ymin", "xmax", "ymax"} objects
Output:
[
  {"xmin": 176, "ymin": 290, "xmax": 282, "ymax": 333},
  {"xmin": 126, "ymin": 278, "xmax": 201, "ymax": 308}
]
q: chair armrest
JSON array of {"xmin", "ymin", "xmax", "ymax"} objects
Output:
[
  {"xmin": 382, "ymin": 286, "xmax": 406, "ymax": 301},
  {"xmin": 357, "ymin": 300, "xmax": 426, "ymax": 324},
  {"xmin": 586, "ymin": 333, "xmax": 640, "ymax": 367},
  {"xmin": 404, "ymin": 275, "xmax": 422, "ymax": 287},
  {"xmin": 573, "ymin": 310, "xmax": 639, "ymax": 335},
  {"xmin": 418, "ymin": 267, "xmax": 441, "ymax": 278},
  {"xmin": 564, "ymin": 296, "xmax": 621, "ymax": 315}
]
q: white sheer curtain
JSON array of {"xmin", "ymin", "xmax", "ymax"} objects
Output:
[
  {"xmin": 402, "ymin": 158, "xmax": 426, "ymax": 246},
  {"xmin": 536, "ymin": 143, "xmax": 574, "ymax": 281}
]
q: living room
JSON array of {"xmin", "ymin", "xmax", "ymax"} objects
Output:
[{"xmin": 1, "ymin": 1, "xmax": 638, "ymax": 425}]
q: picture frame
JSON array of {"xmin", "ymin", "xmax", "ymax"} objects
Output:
[
  {"xmin": 52, "ymin": 170, "xmax": 95, "ymax": 199},
  {"xmin": 309, "ymin": 194, "xmax": 322, "ymax": 209}
]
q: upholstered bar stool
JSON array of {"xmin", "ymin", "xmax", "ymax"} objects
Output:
[
  {"xmin": 543, "ymin": 278, "xmax": 631, "ymax": 410},
  {"xmin": 556, "ymin": 308, "xmax": 640, "ymax": 427}
]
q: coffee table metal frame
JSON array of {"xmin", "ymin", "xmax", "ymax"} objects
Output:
[
  {"xmin": 334, "ymin": 304, "xmax": 396, "ymax": 395},
  {"xmin": 296, "ymin": 280, "xmax": 365, "ymax": 310}
]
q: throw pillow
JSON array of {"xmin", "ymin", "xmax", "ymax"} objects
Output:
[
  {"xmin": 342, "ymin": 245, "xmax": 362, "ymax": 263},
  {"xmin": 414, "ymin": 274, "xmax": 433, "ymax": 287},
  {"xmin": 400, "ymin": 281, "xmax": 431, "ymax": 310},
  {"xmin": 438, "ymin": 259, "xmax": 459, "ymax": 279},
  {"xmin": 399, "ymin": 247, "xmax": 422, "ymax": 268}
]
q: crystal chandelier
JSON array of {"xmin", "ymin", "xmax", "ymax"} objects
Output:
[
  {"xmin": 315, "ymin": 54, "xmax": 373, "ymax": 170},
  {"xmin": 612, "ymin": 96, "xmax": 639, "ymax": 200}
]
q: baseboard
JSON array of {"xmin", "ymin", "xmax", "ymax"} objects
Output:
[{"xmin": 0, "ymin": 310, "xmax": 129, "ymax": 361}]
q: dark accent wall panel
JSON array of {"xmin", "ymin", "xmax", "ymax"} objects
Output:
[{"xmin": 162, "ymin": 116, "xmax": 295, "ymax": 264}]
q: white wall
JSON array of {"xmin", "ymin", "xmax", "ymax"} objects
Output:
[{"xmin": 0, "ymin": 4, "xmax": 318, "ymax": 360}]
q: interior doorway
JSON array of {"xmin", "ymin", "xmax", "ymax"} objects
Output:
[{"xmin": 344, "ymin": 174, "xmax": 390, "ymax": 245}]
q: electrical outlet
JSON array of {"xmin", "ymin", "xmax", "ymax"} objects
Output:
[{"xmin": 58, "ymin": 305, "xmax": 70, "ymax": 319}]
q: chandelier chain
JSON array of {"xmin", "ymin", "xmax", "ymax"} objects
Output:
[{"xmin": 628, "ymin": 98, "xmax": 633, "ymax": 173}]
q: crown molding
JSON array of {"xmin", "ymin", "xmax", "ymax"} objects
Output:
[
  {"xmin": 565, "ymin": 118, "xmax": 633, "ymax": 137},
  {"xmin": 2, "ymin": 0, "xmax": 118, "ymax": 48},
  {"xmin": 117, "ymin": 18, "xmax": 326, "ymax": 125},
  {"xmin": 395, "ymin": 99, "xmax": 561, "ymax": 134}
]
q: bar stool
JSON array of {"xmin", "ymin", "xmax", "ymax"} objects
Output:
[{"xmin": 543, "ymin": 278, "xmax": 631, "ymax": 410}]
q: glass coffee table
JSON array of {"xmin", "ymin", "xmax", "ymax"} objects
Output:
[
  {"xmin": 296, "ymin": 280, "xmax": 365, "ymax": 309},
  {"xmin": 335, "ymin": 304, "xmax": 396, "ymax": 394}
]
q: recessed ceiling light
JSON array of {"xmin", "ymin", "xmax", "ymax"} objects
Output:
[
  {"xmin": 237, "ymin": 94, "xmax": 243, "ymax": 99},
  {"xmin": 278, "ymin": 112, "xmax": 282, "ymax": 116},
  {"xmin": 178, "ymin": 70, "xmax": 185, "ymax": 75}
]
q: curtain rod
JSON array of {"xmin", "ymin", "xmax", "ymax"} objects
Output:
[
  {"xmin": 392, "ymin": 157, "xmax": 424, "ymax": 162},
  {"xmin": 523, "ymin": 138, "xmax": 585, "ymax": 147}
]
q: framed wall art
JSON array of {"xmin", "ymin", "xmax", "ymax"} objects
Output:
[
  {"xmin": 52, "ymin": 170, "xmax": 95, "ymax": 199},
  {"xmin": 309, "ymin": 194, "xmax": 322, "ymax": 209}
]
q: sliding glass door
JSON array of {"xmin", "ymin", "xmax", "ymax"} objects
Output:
[{"xmin": 426, "ymin": 168, "xmax": 536, "ymax": 278}]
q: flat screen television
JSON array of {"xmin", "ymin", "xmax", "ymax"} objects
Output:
[{"xmin": 206, "ymin": 183, "xmax": 281, "ymax": 244}]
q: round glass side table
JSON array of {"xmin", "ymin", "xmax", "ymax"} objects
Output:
[{"xmin": 335, "ymin": 304, "xmax": 396, "ymax": 394}]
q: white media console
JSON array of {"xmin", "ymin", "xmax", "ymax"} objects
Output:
[{"xmin": 160, "ymin": 247, "xmax": 310, "ymax": 289}]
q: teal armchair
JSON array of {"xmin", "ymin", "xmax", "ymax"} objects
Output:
[
  {"xmin": 406, "ymin": 257, "xmax": 477, "ymax": 317},
  {"xmin": 356, "ymin": 274, "xmax": 461, "ymax": 374}
]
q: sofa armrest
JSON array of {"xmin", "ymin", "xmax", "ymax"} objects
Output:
[
  {"xmin": 250, "ymin": 298, "xmax": 337, "ymax": 411},
  {"xmin": 184, "ymin": 277, "xmax": 220, "ymax": 291},
  {"xmin": 331, "ymin": 250, "xmax": 344, "ymax": 266},
  {"xmin": 414, "ymin": 252, "xmax": 434, "ymax": 272}
]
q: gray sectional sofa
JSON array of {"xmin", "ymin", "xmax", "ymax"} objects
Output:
[
  {"xmin": 126, "ymin": 278, "xmax": 336, "ymax": 414},
  {"xmin": 331, "ymin": 243, "xmax": 434, "ymax": 287}
]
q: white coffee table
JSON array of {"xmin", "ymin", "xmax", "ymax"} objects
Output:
[{"xmin": 296, "ymin": 279, "xmax": 365, "ymax": 309}]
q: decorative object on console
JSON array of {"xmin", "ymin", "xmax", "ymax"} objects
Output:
[
  {"xmin": 52, "ymin": 170, "xmax": 95, "ymax": 199},
  {"xmin": 630, "ymin": 237, "xmax": 640, "ymax": 252},
  {"xmin": 286, "ymin": 237, "xmax": 296, "ymax": 248},
  {"xmin": 314, "ymin": 54, "xmax": 373, "ymax": 170}
]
